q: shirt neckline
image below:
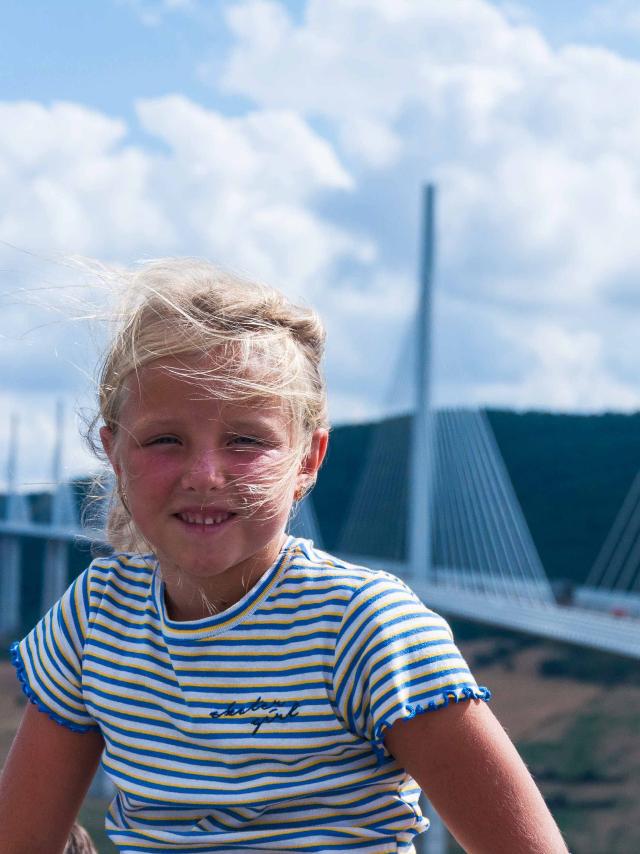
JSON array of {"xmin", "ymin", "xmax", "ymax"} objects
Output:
[{"xmin": 152, "ymin": 535, "xmax": 296, "ymax": 641}]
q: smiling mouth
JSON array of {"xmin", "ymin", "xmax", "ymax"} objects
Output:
[{"xmin": 175, "ymin": 511, "xmax": 235, "ymax": 527}]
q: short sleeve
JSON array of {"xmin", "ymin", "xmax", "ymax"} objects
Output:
[
  {"xmin": 11, "ymin": 567, "xmax": 98, "ymax": 732},
  {"xmin": 332, "ymin": 573, "xmax": 490, "ymax": 758}
]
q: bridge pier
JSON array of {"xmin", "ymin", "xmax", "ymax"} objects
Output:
[
  {"xmin": 0, "ymin": 537, "xmax": 21, "ymax": 636},
  {"xmin": 41, "ymin": 406, "xmax": 78, "ymax": 611},
  {"xmin": 1, "ymin": 415, "xmax": 30, "ymax": 636},
  {"xmin": 42, "ymin": 539, "xmax": 70, "ymax": 614}
]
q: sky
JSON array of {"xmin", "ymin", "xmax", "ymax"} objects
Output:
[{"xmin": 2, "ymin": 0, "xmax": 640, "ymax": 489}]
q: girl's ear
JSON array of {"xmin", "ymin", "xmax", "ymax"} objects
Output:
[
  {"xmin": 298, "ymin": 429, "xmax": 329, "ymax": 480},
  {"xmin": 99, "ymin": 426, "xmax": 121, "ymax": 477}
]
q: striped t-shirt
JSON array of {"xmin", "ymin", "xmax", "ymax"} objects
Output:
[{"xmin": 12, "ymin": 536, "xmax": 489, "ymax": 853}]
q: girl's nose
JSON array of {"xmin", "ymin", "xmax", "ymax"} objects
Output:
[{"xmin": 180, "ymin": 451, "xmax": 226, "ymax": 492}]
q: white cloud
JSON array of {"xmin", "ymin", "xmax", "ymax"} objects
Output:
[
  {"xmin": 0, "ymin": 101, "xmax": 173, "ymax": 257},
  {"xmin": 0, "ymin": 95, "xmax": 373, "ymax": 487},
  {"xmin": 218, "ymin": 0, "xmax": 640, "ymax": 410},
  {"xmin": 0, "ymin": 96, "xmax": 363, "ymax": 286},
  {"xmin": 5, "ymin": 0, "xmax": 640, "ymax": 497},
  {"xmin": 221, "ymin": 0, "xmax": 551, "ymax": 151},
  {"xmin": 337, "ymin": 116, "xmax": 402, "ymax": 169},
  {"xmin": 133, "ymin": 95, "xmax": 369, "ymax": 290},
  {"xmin": 135, "ymin": 97, "xmax": 353, "ymax": 197},
  {"xmin": 220, "ymin": 0, "xmax": 640, "ymax": 301},
  {"xmin": 470, "ymin": 322, "xmax": 640, "ymax": 412}
]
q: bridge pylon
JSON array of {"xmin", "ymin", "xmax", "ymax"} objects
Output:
[
  {"xmin": 0, "ymin": 415, "xmax": 29, "ymax": 635},
  {"xmin": 42, "ymin": 401, "xmax": 78, "ymax": 613},
  {"xmin": 409, "ymin": 184, "xmax": 436, "ymax": 584},
  {"xmin": 408, "ymin": 185, "xmax": 447, "ymax": 854}
]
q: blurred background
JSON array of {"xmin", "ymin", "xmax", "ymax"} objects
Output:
[{"xmin": 1, "ymin": 2, "xmax": 640, "ymax": 852}]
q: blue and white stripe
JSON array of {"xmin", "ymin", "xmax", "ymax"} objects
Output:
[{"xmin": 13, "ymin": 536, "xmax": 489, "ymax": 853}]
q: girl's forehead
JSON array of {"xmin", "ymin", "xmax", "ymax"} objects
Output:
[
  {"xmin": 134, "ymin": 350, "xmax": 274, "ymax": 385},
  {"xmin": 120, "ymin": 356, "xmax": 291, "ymax": 421}
]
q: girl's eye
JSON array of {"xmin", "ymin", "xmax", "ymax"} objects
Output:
[
  {"xmin": 231, "ymin": 436, "xmax": 261, "ymax": 447},
  {"xmin": 146, "ymin": 436, "xmax": 180, "ymax": 446}
]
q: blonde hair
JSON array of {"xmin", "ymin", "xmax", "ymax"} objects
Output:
[
  {"xmin": 64, "ymin": 824, "xmax": 98, "ymax": 854},
  {"xmin": 87, "ymin": 258, "xmax": 328, "ymax": 552}
]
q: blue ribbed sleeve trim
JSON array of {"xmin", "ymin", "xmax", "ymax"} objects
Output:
[
  {"xmin": 373, "ymin": 684, "xmax": 492, "ymax": 761},
  {"xmin": 10, "ymin": 641, "xmax": 98, "ymax": 734}
]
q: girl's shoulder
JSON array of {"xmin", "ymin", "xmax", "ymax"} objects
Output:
[
  {"xmin": 80, "ymin": 551, "xmax": 157, "ymax": 599},
  {"xmin": 285, "ymin": 537, "xmax": 421, "ymax": 600},
  {"xmin": 85, "ymin": 550, "xmax": 156, "ymax": 575}
]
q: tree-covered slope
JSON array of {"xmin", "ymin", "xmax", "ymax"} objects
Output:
[
  {"xmin": 5, "ymin": 409, "xmax": 640, "ymax": 633},
  {"xmin": 313, "ymin": 410, "xmax": 640, "ymax": 585},
  {"xmin": 486, "ymin": 411, "xmax": 640, "ymax": 585}
]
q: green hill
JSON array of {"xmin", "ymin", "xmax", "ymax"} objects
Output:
[
  {"xmin": 4, "ymin": 409, "xmax": 640, "ymax": 632},
  {"xmin": 314, "ymin": 410, "xmax": 640, "ymax": 585}
]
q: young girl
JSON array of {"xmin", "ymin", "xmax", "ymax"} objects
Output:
[{"xmin": 0, "ymin": 260, "xmax": 567, "ymax": 853}]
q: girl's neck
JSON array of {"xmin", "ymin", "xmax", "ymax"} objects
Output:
[{"xmin": 160, "ymin": 533, "xmax": 289, "ymax": 622}]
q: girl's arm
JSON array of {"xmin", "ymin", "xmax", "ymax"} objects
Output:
[
  {"xmin": 0, "ymin": 703, "xmax": 104, "ymax": 854},
  {"xmin": 384, "ymin": 699, "xmax": 569, "ymax": 854}
]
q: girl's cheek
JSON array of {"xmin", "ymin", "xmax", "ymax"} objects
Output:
[
  {"xmin": 124, "ymin": 452, "xmax": 182, "ymax": 484},
  {"xmin": 232, "ymin": 452, "xmax": 292, "ymax": 488},
  {"xmin": 230, "ymin": 447, "xmax": 283, "ymax": 472},
  {"xmin": 248, "ymin": 451, "xmax": 294, "ymax": 479}
]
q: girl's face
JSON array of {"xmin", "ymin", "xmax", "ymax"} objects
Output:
[{"xmin": 100, "ymin": 353, "xmax": 327, "ymax": 620}]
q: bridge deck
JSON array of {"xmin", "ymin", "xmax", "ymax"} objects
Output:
[{"xmin": 340, "ymin": 554, "xmax": 640, "ymax": 660}]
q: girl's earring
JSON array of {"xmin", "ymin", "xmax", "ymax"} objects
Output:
[
  {"xmin": 118, "ymin": 482, "xmax": 131, "ymax": 515},
  {"xmin": 295, "ymin": 476, "xmax": 316, "ymax": 502}
]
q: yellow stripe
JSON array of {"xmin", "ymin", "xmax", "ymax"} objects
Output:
[
  {"xmin": 246, "ymin": 598, "xmax": 347, "ymax": 613},
  {"xmin": 367, "ymin": 642, "xmax": 464, "ymax": 697},
  {"xmin": 24, "ymin": 633, "xmax": 87, "ymax": 716},
  {"xmin": 373, "ymin": 673, "xmax": 474, "ymax": 722},
  {"xmin": 119, "ymin": 554, "xmax": 157, "ymax": 571},
  {"xmin": 84, "ymin": 655, "xmax": 333, "ymax": 690},
  {"xmin": 106, "ymin": 785, "xmax": 403, "ymax": 824},
  {"xmin": 102, "ymin": 754, "xmax": 377, "ymax": 795},
  {"xmin": 54, "ymin": 598, "xmax": 84, "ymax": 676},
  {"xmin": 103, "ymin": 732, "xmax": 354, "ymax": 766},
  {"xmin": 98, "ymin": 723, "xmax": 352, "ymax": 761},
  {"xmin": 96, "ymin": 586, "xmax": 153, "ymax": 614},
  {"xmin": 93, "ymin": 598, "xmax": 155, "ymax": 621},
  {"xmin": 104, "ymin": 740, "xmax": 375, "ymax": 779},
  {"xmin": 88, "ymin": 630, "xmax": 169, "ymax": 666},
  {"xmin": 86, "ymin": 632, "xmax": 339, "ymax": 668},
  {"xmin": 334, "ymin": 595, "xmax": 446, "ymax": 696}
]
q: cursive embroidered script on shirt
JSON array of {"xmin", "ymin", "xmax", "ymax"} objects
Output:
[{"xmin": 210, "ymin": 698, "xmax": 301, "ymax": 734}]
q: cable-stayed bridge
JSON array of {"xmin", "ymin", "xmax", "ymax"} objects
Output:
[
  {"xmin": 2, "ymin": 187, "xmax": 640, "ymax": 659},
  {"xmin": 4, "ymin": 404, "xmax": 639, "ymax": 657},
  {"xmin": 295, "ymin": 186, "xmax": 640, "ymax": 661},
  {"xmin": 291, "ymin": 409, "xmax": 640, "ymax": 660},
  {"xmin": 1, "ymin": 185, "xmax": 639, "ymax": 852}
]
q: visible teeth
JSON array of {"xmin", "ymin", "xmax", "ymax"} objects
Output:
[{"xmin": 180, "ymin": 512, "xmax": 230, "ymax": 525}]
